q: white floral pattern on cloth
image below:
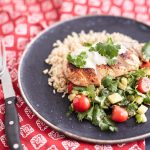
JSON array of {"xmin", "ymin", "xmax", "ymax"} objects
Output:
[{"xmin": 0, "ymin": 0, "xmax": 149, "ymax": 149}]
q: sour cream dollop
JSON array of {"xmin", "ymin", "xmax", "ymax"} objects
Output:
[{"xmin": 71, "ymin": 43, "xmax": 127, "ymax": 71}]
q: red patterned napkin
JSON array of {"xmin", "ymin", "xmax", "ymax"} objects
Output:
[{"xmin": 0, "ymin": 0, "xmax": 149, "ymax": 149}]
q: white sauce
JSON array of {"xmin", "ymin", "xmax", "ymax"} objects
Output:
[
  {"xmin": 71, "ymin": 43, "xmax": 127, "ymax": 72},
  {"xmin": 115, "ymin": 42, "xmax": 127, "ymax": 54}
]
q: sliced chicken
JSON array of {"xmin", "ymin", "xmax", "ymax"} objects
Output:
[{"xmin": 63, "ymin": 50, "xmax": 141, "ymax": 86}]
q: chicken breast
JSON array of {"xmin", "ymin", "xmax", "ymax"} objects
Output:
[{"xmin": 63, "ymin": 50, "xmax": 141, "ymax": 86}]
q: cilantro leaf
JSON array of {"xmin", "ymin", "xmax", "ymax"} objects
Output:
[
  {"xmin": 102, "ymin": 75, "xmax": 113, "ymax": 87},
  {"xmin": 73, "ymin": 86, "xmax": 86, "ymax": 92},
  {"xmin": 77, "ymin": 106, "xmax": 94, "ymax": 122},
  {"xmin": 94, "ymin": 96, "xmax": 109, "ymax": 109},
  {"xmin": 86, "ymin": 107, "xmax": 94, "ymax": 121},
  {"xmin": 67, "ymin": 51, "xmax": 87, "ymax": 68},
  {"xmin": 143, "ymin": 97, "xmax": 150, "ymax": 104},
  {"xmin": 89, "ymin": 37, "xmax": 120, "ymax": 65},
  {"xmin": 75, "ymin": 103, "xmax": 117, "ymax": 132},
  {"xmin": 83, "ymin": 42, "xmax": 92, "ymax": 47},
  {"xmin": 126, "ymin": 103, "xmax": 138, "ymax": 117},
  {"xmin": 86, "ymin": 85, "xmax": 96, "ymax": 100},
  {"xmin": 67, "ymin": 106, "xmax": 74, "ymax": 117},
  {"xmin": 92, "ymin": 105, "xmax": 105, "ymax": 126},
  {"xmin": 143, "ymin": 92, "xmax": 150, "ymax": 104},
  {"xmin": 107, "ymin": 58, "xmax": 117, "ymax": 66},
  {"xmin": 73, "ymin": 85, "xmax": 96, "ymax": 100},
  {"xmin": 92, "ymin": 105, "xmax": 117, "ymax": 131},
  {"xmin": 102, "ymin": 76, "xmax": 118, "ymax": 92},
  {"xmin": 77, "ymin": 112, "xmax": 87, "ymax": 121},
  {"xmin": 106, "ymin": 37, "xmax": 113, "ymax": 44},
  {"xmin": 142, "ymin": 41, "xmax": 150, "ymax": 60},
  {"xmin": 89, "ymin": 38, "xmax": 120, "ymax": 59},
  {"xmin": 102, "ymin": 117, "xmax": 118, "ymax": 132}
]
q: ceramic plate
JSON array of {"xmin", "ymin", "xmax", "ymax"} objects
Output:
[{"xmin": 18, "ymin": 15, "xmax": 150, "ymax": 144}]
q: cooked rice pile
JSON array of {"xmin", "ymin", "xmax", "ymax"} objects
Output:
[{"xmin": 44, "ymin": 31, "xmax": 143, "ymax": 93}]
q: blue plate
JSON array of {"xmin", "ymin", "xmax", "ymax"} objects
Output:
[{"xmin": 18, "ymin": 15, "xmax": 150, "ymax": 144}]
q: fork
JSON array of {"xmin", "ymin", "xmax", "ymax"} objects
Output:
[{"xmin": 0, "ymin": 40, "xmax": 22, "ymax": 150}]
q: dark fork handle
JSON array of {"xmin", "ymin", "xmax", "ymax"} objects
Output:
[{"xmin": 5, "ymin": 97, "xmax": 22, "ymax": 150}]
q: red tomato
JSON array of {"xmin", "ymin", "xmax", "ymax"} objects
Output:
[
  {"xmin": 67, "ymin": 82, "xmax": 74, "ymax": 94},
  {"xmin": 137, "ymin": 77, "xmax": 150, "ymax": 93},
  {"xmin": 112, "ymin": 106, "xmax": 128, "ymax": 123},
  {"xmin": 72, "ymin": 95, "xmax": 91, "ymax": 112},
  {"xmin": 141, "ymin": 62, "xmax": 150, "ymax": 69}
]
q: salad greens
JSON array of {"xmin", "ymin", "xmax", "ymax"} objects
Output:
[
  {"xmin": 73, "ymin": 85, "xmax": 96, "ymax": 100},
  {"xmin": 68, "ymin": 68, "xmax": 150, "ymax": 132},
  {"xmin": 102, "ymin": 76, "xmax": 118, "ymax": 92}
]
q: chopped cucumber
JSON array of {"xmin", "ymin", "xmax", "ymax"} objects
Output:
[
  {"xmin": 144, "ymin": 68, "xmax": 150, "ymax": 75},
  {"xmin": 108, "ymin": 93, "xmax": 123, "ymax": 104},
  {"xmin": 121, "ymin": 77, "xmax": 128, "ymax": 86},
  {"xmin": 137, "ymin": 105, "xmax": 148, "ymax": 114},
  {"xmin": 118, "ymin": 82, "xmax": 127, "ymax": 90},
  {"xmin": 81, "ymin": 91, "xmax": 88, "ymax": 96},
  {"xmin": 118, "ymin": 77, "xmax": 128, "ymax": 90},
  {"xmin": 135, "ymin": 96, "xmax": 144, "ymax": 105},
  {"xmin": 71, "ymin": 90, "xmax": 78, "ymax": 94},
  {"xmin": 135, "ymin": 114, "xmax": 147, "ymax": 123},
  {"xmin": 68, "ymin": 93, "xmax": 76, "ymax": 101}
]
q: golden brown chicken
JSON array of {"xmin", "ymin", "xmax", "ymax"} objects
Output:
[{"xmin": 63, "ymin": 49, "xmax": 141, "ymax": 86}]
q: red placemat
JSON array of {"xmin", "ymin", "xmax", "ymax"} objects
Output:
[{"xmin": 0, "ymin": 0, "xmax": 149, "ymax": 149}]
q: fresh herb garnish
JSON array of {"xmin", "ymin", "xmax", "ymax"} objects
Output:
[
  {"xmin": 73, "ymin": 85, "xmax": 96, "ymax": 100},
  {"xmin": 144, "ymin": 92, "xmax": 150, "ymax": 105},
  {"xmin": 83, "ymin": 42, "xmax": 92, "ymax": 47},
  {"xmin": 144, "ymin": 97, "xmax": 150, "ymax": 104},
  {"xmin": 67, "ymin": 106, "xmax": 74, "ymax": 116},
  {"xmin": 102, "ymin": 76, "xmax": 118, "ymax": 92},
  {"xmin": 89, "ymin": 37, "xmax": 120, "ymax": 65},
  {"xmin": 142, "ymin": 41, "xmax": 150, "ymax": 60},
  {"xmin": 126, "ymin": 103, "xmax": 138, "ymax": 117},
  {"xmin": 67, "ymin": 51, "xmax": 87, "ymax": 68},
  {"xmin": 107, "ymin": 58, "xmax": 117, "ymax": 66}
]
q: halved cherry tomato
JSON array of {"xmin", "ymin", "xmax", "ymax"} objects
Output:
[
  {"xmin": 137, "ymin": 77, "xmax": 150, "ymax": 93},
  {"xmin": 72, "ymin": 95, "xmax": 90, "ymax": 112},
  {"xmin": 141, "ymin": 62, "xmax": 150, "ymax": 69},
  {"xmin": 112, "ymin": 106, "xmax": 128, "ymax": 122},
  {"xmin": 67, "ymin": 82, "xmax": 74, "ymax": 94}
]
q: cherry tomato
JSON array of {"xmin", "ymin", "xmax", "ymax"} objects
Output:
[
  {"xmin": 67, "ymin": 82, "xmax": 74, "ymax": 94},
  {"xmin": 72, "ymin": 95, "xmax": 90, "ymax": 112},
  {"xmin": 137, "ymin": 77, "xmax": 150, "ymax": 93},
  {"xmin": 112, "ymin": 106, "xmax": 128, "ymax": 122},
  {"xmin": 141, "ymin": 62, "xmax": 150, "ymax": 69}
]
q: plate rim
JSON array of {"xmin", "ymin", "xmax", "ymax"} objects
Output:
[{"xmin": 18, "ymin": 15, "xmax": 150, "ymax": 144}]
